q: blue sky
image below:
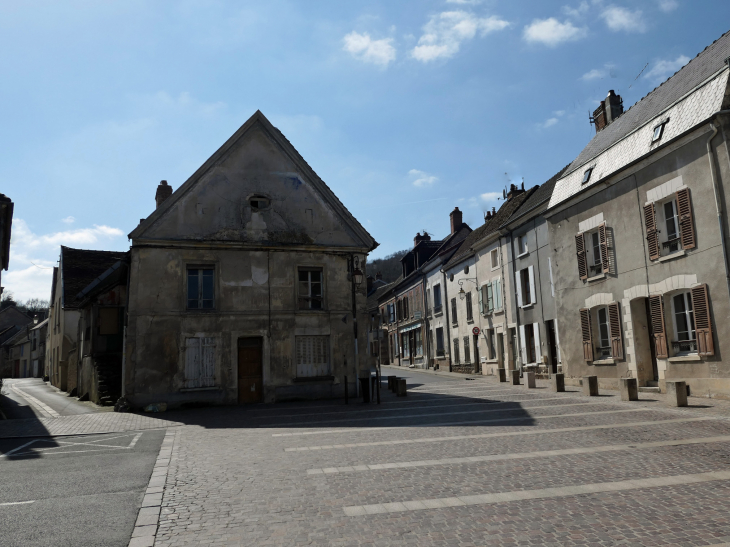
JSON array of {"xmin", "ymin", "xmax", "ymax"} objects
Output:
[{"xmin": 2, "ymin": 0, "xmax": 728, "ymax": 300}]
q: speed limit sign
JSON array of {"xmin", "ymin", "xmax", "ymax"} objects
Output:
[{"xmin": 472, "ymin": 327, "xmax": 480, "ymax": 335}]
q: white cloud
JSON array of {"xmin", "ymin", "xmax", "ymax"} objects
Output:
[
  {"xmin": 343, "ymin": 32, "xmax": 396, "ymax": 67},
  {"xmin": 411, "ymin": 11, "xmax": 510, "ymax": 62},
  {"xmin": 562, "ymin": 1, "xmax": 589, "ymax": 19},
  {"xmin": 409, "ymin": 169, "xmax": 438, "ymax": 187},
  {"xmin": 4, "ymin": 218, "xmax": 126, "ymax": 300},
  {"xmin": 523, "ymin": 18, "xmax": 587, "ymax": 47},
  {"xmin": 538, "ymin": 110, "xmax": 566, "ymax": 129},
  {"xmin": 446, "ymin": 0, "xmax": 482, "ymax": 4},
  {"xmin": 601, "ymin": 6, "xmax": 646, "ymax": 33},
  {"xmin": 658, "ymin": 0, "xmax": 679, "ymax": 12},
  {"xmin": 644, "ymin": 55, "xmax": 690, "ymax": 82},
  {"xmin": 61, "ymin": 216, "xmax": 75, "ymax": 224},
  {"xmin": 480, "ymin": 192, "xmax": 501, "ymax": 202},
  {"xmin": 580, "ymin": 64, "xmax": 617, "ymax": 81}
]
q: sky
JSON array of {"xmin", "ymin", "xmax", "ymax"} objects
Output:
[{"xmin": 1, "ymin": 0, "xmax": 728, "ymax": 301}]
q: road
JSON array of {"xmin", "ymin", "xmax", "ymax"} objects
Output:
[{"xmin": 0, "ymin": 378, "xmax": 103, "ymax": 419}]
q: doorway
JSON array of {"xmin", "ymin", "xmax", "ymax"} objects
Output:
[
  {"xmin": 546, "ymin": 320, "xmax": 558, "ymax": 374},
  {"xmin": 473, "ymin": 334, "xmax": 480, "ymax": 373},
  {"xmin": 237, "ymin": 337, "xmax": 263, "ymax": 403},
  {"xmin": 508, "ymin": 328, "xmax": 517, "ymax": 371}
]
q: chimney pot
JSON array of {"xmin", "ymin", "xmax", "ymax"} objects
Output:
[
  {"xmin": 450, "ymin": 207, "xmax": 463, "ymax": 235},
  {"xmin": 155, "ymin": 180, "xmax": 173, "ymax": 209}
]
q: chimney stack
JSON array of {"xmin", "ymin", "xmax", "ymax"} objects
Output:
[
  {"xmin": 155, "ymin": 180, "xmax": 173, "ymax": 209},
  {"xmin": 414, "ymin": 232, "xmax": 431, "ymax": 247},
  {"xmin": 592, "ymin": 90, "xmax": 623, "ymax": 133},
  {"xmin": 375, "ymin": 271, "xmax": 382, "ymax": 280},
  {"xmin": 506, "ymin": 183, "xmax": 525, "ymax": 200},
  {"xmin": 450, "ymin": 207, "xmax": 463, "ymax": 235}
]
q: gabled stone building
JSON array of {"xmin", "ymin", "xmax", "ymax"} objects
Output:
[{"xmin": 124, "ymin": 110, "xmax": 377, "ymax": 407}]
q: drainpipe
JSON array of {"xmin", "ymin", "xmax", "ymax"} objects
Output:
[{"xmin": 706, "ymin": 119, "xmax": 730, "ymax": 301}]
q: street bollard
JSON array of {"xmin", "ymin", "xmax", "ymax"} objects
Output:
[
  {"xmin": 526, "ymin": 371, "xmax": 536, "ymax": 388},
  {"xmin": 511, "ymin": 370, "xmax": 521, "ymax": 385},
  {"xmin": 620, "ymin": 378, "xmax": 638, "ymax": 401},
  {"xmin": 552, "ymin": 373, "xmax": 565, "ymax": 392},
  {"xmin": 396, "ymin": 378, "xmax": 407, "ymax": 397},
  {"xmin": 582, "ymin": 375, "xmax": 599, "ymax": 397},
  {"xmin": 388, "ymin": 376, "xmax": 397, "ymax": 392},
  {"xmin": 498, "ymin": 368, "xmax": 507, "ymax": 382},
  {"xmin": 666, "ymin": 380, "xmax": 688, "ymax": 407}
]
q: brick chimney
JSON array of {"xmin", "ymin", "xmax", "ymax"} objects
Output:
[
  {"xmin": 155, "ymin": 180, "xmax": 173, "ymax": 209},
  {"xmin": 414, "ymin": 232, "xmax": 431, "ymax": 247},
  {"xmin": 506, "ymin": 183, "xmax": 524, "ymax": 200},
  {"xmin": 592, "ymin": 90, "xmax": 623, "ymax": 133},
  {"xmin": 450, "ymin": 207, "xmax": 463, "ymax": 235}
]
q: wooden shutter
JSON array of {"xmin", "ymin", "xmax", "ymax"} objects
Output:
[
  {"xmin": 648, "ymin": 295, "xmax": 668, "ymax": 358},
  {"xmin": 676, "ymin": 188, "xmax": 696, "ymax": 250},
  {"xmin": 691, "ymin": 284, "xmax": 714, "ymax": 356},
  {"xmin": 579, "ymin": 308, "xmax": 593, "ymax": 362},
  {"xmin": 598, "ymin": 223, "xmax": 610, "ymax": 273},
  {"xmin": 185, "ymin": 337, "xmax": 201, "ymax": 388},
  {"xmin": 519, "ymin": 325, "xmax": 527, "ymax": 365},
  {"xmin": 608, "ymin": 302, "xmax": 623, "ymax": 359},
  {"xmin": 644, "ymin": 203, "xmax": 660, "ymax": 260},
  {"xmin": 575, "ymin": 233, "xmax": 588, "ymax": 280}
]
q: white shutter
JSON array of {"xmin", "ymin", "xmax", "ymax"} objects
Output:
[
  {"xmin": 554, "ymin": 320, "xmax": 561, "ymax": 362},
  {"xmin": 296, "ymin": 336, "xmax": 331, "ymax": 377},
  {"xmin": 528, "ymin": 265, "xmax": 536, "ymax": 305},
  {"xmin": 548, "ymin": 257, "xmax": 555, "ymax": 297},
  {"xmin": 185, "ymin": 337, "xmax": 201, "ymax": 388},
  {"xmin": 519, "ymin": 325, "xmax": 527, "ymax": 366},
  {"xmin": 533, "ymin": 323, "xmax": 541, "ymax": 365},
  {"xmin": 515, "ymin": 271, "xmax": 523, "ymax": 308},
  {"xmin": 495, "ymin": 278, "xmax": 502, "ymax": 310},
  {"xmin": 201, "ymin": 337, "xmax": 216, "ymax": 387}
]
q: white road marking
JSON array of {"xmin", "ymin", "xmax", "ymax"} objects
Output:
[
  {"xmin": 283, "ymin": 416, "xmax": 712, "ymax": 451},
  {"xmin": 342, "ymin": 469, "xmax": 730, "ymax": 516},
  {"xmin": 0, "ymin": 501, "xmax": 35, "ymax": 507},
  {"xmin": 2, "ymin": 432, "xmax": 144, "ymax": 458},
  {"xmin": 308, "ymin": 435, "xmax": 730, "ymax": 474},
  {"xmin": 10, "ymin": 385, "xmax": 61, "ymax": 418}
]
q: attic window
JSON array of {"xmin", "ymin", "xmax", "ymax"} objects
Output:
[
  {"xmin": 652, "ymin": 122, "xmax": 667, "ymax": 143},
  {"xmin": 582, "ymin": 168, "xmax": 593, "ymax": 184},
  {"xmin": 249, "ymin": 196, "xmax": 270, "ymax": 212}
]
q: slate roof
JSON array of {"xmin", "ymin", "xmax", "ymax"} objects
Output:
[
  {"xmin": 444, "ymin": 189, "xmax": 536, "ymax": 269},
  {"xmin": 60, "ymin": 247, "xmax": 128, "ymax": 309},
  {"xmin": 505, "ymin": 165, "xmax": 570, "ymax": 224},
  {"xmin": 367, "ymin": 282, "xmax": 394, "ymax": 311},
  {"xmin": 550, "ymin": 30, "xmax": 730, "ymax": 209}
]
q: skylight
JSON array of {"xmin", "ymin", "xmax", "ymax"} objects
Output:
[
  {"xmin": 582, "ymin": 168, "xmax": 593, "ymax": 184},
  {"xmin": 652, "ymin": 122, "xmax": 666, "ymax": 142}
]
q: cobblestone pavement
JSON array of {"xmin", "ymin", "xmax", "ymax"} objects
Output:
[{"xmin": 152, "ymin": 368, "xmax": 730, "ymax": 546}]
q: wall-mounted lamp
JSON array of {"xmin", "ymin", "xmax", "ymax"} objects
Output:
[
  {"xmin": 352, "ymin": 256, "xmax": 364, "ymax": 288},
  {"xmin": 458, "ymin": 278, "xmax": 478, "ymax": 300}
]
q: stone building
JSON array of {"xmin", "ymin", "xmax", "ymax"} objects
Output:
[
  {"xmin": 546, "ymin": 30, "xmax": 730, "ymax": 397},
  {"xmin": 123, "ymin": 110, "xmax": 377, "ymax": 408}
]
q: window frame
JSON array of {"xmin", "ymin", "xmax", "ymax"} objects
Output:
[
  {"xmin": 186, "ymin": 265, "xmax": 216, "ymax": 311},
  {"xmin": 516, "ymin": 234, "xmax": 528, "ymax": 257},
  {"xmin": 657, "ymin": 197, "xmax": 682, "ymax": 255},
  {"xmin": 298, "ymin": 267, "xmax": 325, "ymax": 311},
  {"xmin": 652, "ymin": 122, "xmax": 667, "ymax": 143},
  {"xmin": 490, "ymin": 248, "xmax": 499, "ymax": 270},
  {"xmin": 671, "ymin": 291, "xmax": 697, "ymax": 355},
  {"xmin": 582, "ymin": 168, "xmax": 593, "ymax": 184},
  {"xmin": 595, "ymin": 306, "xmax": 612, "ymax": 359}
]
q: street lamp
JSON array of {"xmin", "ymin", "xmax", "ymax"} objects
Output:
[
  {"xmin": 458, "ymin": 278, "xmax": 478, "ymax": 300},
  {"xmin": 352, "ymin": 256, "xmax": 364, "ymax": 287}
]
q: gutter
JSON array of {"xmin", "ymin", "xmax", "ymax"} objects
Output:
[{"xmin": 706, "ymin": 112, "xmax": 730, "ymax": 301}]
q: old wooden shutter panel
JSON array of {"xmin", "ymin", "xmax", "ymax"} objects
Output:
[
  {"xmin": 608, "ymin": 302, "xmax": 623, "ymax": 359},
  {"xmin": 598, "ymin": 223, "xmax": 610, "ymax": 273},
  {"xmin": 579, "ymin": 308, "xmax": 593, "ymax": 362},
  {"xmin": 691, "ymin": 284, "xmax": 714, "ymax": 356},
  {"xmin": 575, "ymin": 233, "xmax": 588, "ymax": 280},
  {"xmin": 676, "ymin": 188, "xmax": 696, "ymax": 250},
  {"xmin": 648, "ymin": 295, "xmax": 668, "ymax": 358},
  {"xmin": 644, "ymin": 203, "xmax": 660, "ymax": 260},
  {"xmin": 185, "ymin": 337, "xmax": 201, "ymax": 388}
]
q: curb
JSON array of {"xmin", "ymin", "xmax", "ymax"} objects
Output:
[{"xmin": 128, "ymin": 428, "xmax": 176, "ymax": 547}]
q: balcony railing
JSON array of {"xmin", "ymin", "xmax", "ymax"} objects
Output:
[
  {"xmin": 589, "ymin": 263, "xmax": 603, "ymax": 275},
  {"xmin": 596, "ymin": 346, "xmax": 612, "ymax": 359},
  {"xmin": 672, "ymin": 339, "xmax": 697, "ymax": 354},
  {"xmin": 433, "ymin": 305, "xmax": 442, "ymax": 315},
  {"xmin": 662, "ymin": 237, "xmax": 681, "ymax": 254}
]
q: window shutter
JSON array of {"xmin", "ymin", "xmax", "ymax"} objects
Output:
[
  {"xmin": 185, "ymin": 337, "xmax": 201, "ymax": 388},
  {"xmin": 608, "ymin": 302, "xmax": 623, "ymax": 360},
  {"xmin": 487, "ymin": 282, "xmax": 494, "ymax": 313},
  {"xmin": 201, "ymin": 337, "xmax": 216, "ymax": 387},
  {"xmin": 691, "ymin": 284, "xmax": 714, "ymax": 356},
  {"xmin": 515, "ymin": 271, "xmax": 523, "ymax": 307},
  {"xmin": 648, "ymin": 295, "xmax": 668, "ymax": 358},
  {"xmin": 519, "ymin": 325, "xmax": 527, "ymax": 365},
  {"xmin": 533, "ymin": 323, "xmax": 541, "ymax": 364},
  {"xmin": 528, "ymin": 265, "xmax": 536, "ymax": 305},
  {"xmin": 495, "ymin": 278, "xmax": 502, "ymax": 310},
  {"xmin": 579, "ymin": 308, "xmax": 593, "ymax": 362},
  {"xmin": 478, "ymin": 285, "xmax": 484, "ymax": 314},
  {"xmin": 598, "ymin": 222, "xmax": 610, "ymax": 273},
  {"xmin": 554, "ymin": 320, "xmax": 561, "ymax": 362},
  {"xmin": 575, "ymin": 233, "xmax": 588, "ymax": 280},
  {"xmin": 644, "ymin": 203, "xmax": 660, "ymax": 260},
  {"xmin": 676, "ymin": 188, "xmax": 696, "ymax": 250}
]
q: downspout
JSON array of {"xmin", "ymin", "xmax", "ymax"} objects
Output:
[
  {"xmin": 121, "ymin": 258, "xmax": 131, "ymax": 399},
  {"xmin": 508, "ymin": 230, "xmax": 523, "ymax": 373},
  {"xmin": 706, "ymin": 118, "xmax": 730, "ymax": 301},
  {"xmin": 441, "ymin": 266, "xmax": 451, "ymax": 371}
]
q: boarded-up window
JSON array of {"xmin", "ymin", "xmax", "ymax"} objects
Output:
[
  {"xmin": 295, "ymin": 336, "xmax": 330, "ymax": 377},
  {"xmin": 453, "ymin": 338, "xmax": 460, "ymax": 364},
  {"xmin": 185, "ymin": 337, "xmax": 216, "ymax": 388},
  {"xmin": 98, "ymin": 308, "xmax": 119, "ymax": 335}
]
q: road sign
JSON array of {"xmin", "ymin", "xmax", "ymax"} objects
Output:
[{"xmin": 472, "ymin": 327, "xmax": 480, "ymax": 335}]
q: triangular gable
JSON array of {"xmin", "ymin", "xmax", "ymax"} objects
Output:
[{"xmin": 130, "ymin": 110, "xmax": 377, "ymax": 252}]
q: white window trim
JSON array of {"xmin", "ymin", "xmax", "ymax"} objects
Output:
[
  {"xmin": 516, "ymin": 234, "xmax": 529, "ymax": 258},
  {"xmin": 490, "ymin": 249, "xmax": 500, "ymax": 270}
]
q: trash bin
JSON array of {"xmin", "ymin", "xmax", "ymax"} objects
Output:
[{"xmin": 359, "ymin": 377, "xmax": 370, "ymax": 403}]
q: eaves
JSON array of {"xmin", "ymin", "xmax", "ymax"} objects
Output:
[
  {"xmin": 544, "ymin": 114, "xmax": 725, "ymax": 219},
  {"xmin": 499, "ymin": 200, "xmax": 549, "ymax": 232},
  {"xmin": 130, "ymin": 238, "xmax": 374, "ymax": 255}
]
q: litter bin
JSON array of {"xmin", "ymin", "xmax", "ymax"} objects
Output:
[{"xmin": 359, "ymin": 377, "xmax": 371, "ymax": 403}]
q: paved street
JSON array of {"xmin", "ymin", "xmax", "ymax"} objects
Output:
[
  {"xmin": 149, "ymin": 367, "xmax": 730, "ymax": 546},
  {"xmin": 0, "ymin": 378, "xmax": 103, "ymax": 419}
]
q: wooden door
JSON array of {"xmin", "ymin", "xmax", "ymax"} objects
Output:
[{"xmin": 238, "ymin": 337, "xmax": 263, "ymax": 403}]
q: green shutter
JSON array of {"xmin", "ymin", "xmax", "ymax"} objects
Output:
[{"xmin": 478, "ymin": 285, "xmax": 484, "ymax": 314}]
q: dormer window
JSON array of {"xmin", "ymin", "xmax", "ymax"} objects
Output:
[
  {"xmin": 582, "ymin": 168, "xmax": 593, "ymax": 184},
  {"xmin": 652, "ymin": 122, "xmax": 667, "ymax": 143},
  {"xmin": 249, "ymin": 196, "xmax": 270, "ymax": 211}
]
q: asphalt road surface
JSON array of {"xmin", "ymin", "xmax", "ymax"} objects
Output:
[
  {"xmin": 0, "ymin": 378, "xmax": 102, "ymax": 419},
  {"xmin": 0, "ymin": 429, "xmax": 164, "ymax": 547}
]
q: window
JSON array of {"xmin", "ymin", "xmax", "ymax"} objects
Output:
[
  {"xmin": 187, "ymin": 267, "xmax": 214, "ymax": 309},
  {"xmin": 453, "ymin": 338, "xmax": 460, "ymax": 364},
  {"xmin": 463, "ymin": 336, "xmax": 470, "ymax": 363},
  {"xmin": 490, "ymin": 249, "xmax": 499, "ymax": 269},
  {"xmin": 645, "ymin": 188, "xmax": 695, "ymax": 260},
  {"xmin": 404, "ymin": 297, "xmax": 409, "ymax": 319},
  {"xmin": 389, "ymin": 303, "xmax": 396, "ymax": 323},
  {"xmin": 523, "ymin": 325, "xmax": 536, "ymax": 364},
  {"xmin": 661, "ymin": 198, "xmax": 681, "ymax": 254},
  {"xmin": 433, "ymin": 284, "xmax": 442, "ymax": 311},
  {"xmin": 451, "ymin": 298, "xmax": 458, "ymax": 325},
  {"xmin": 464, "ymin": 266, "xmax": 470, "ymax": 274},
  {"xmin": 466, "ymin": 291, "xmax": 473, "ymax": 322},
  {"xmin": 436, "ymin": 328, "xmax": 444, "ymax": 355},
  {"xmin": 298, "ymin": 268, "xmax": 323, "ymax": 310},
  {"xmin": 596, "ymin": 307, "xmax": 611, "ymax": 358},
  {"xmin": 582, "ymin": 168, "xmax": 593, "ymax": 184},
  {"xmin": 401, "ymin": 332, "xmax": 409, "ymax": 358},
  {"xmin": 672, "ymin": 291, "xmax": 696, "ymax": 354},
  {"xmin": 414, "ymin": 329, "xmax": 423, "ymax": 357},
  {"xmin": 652, "ymin": 122, "xmax": 666, "ymax": 142},
  {"xmin": 249, "ymin": 195, "xmax": 270, "ymax": 211},
  {"xmin": 488, "ymin": 329, "xmax": 496, "ymax": 360},
  {"xmin": 184, "ymin": 336, "xmax": 216, "ymax": 388},
  {"xmin": 517, "ymin": 234, "xmax": 528, "ymax": 256},
  {"xmin": 296, "ymin": 336, "xmax": 330, "ymax": 377},
  {"xmin": 518, "ymin": 267, "xmax": 534, "ymax": 307}
]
